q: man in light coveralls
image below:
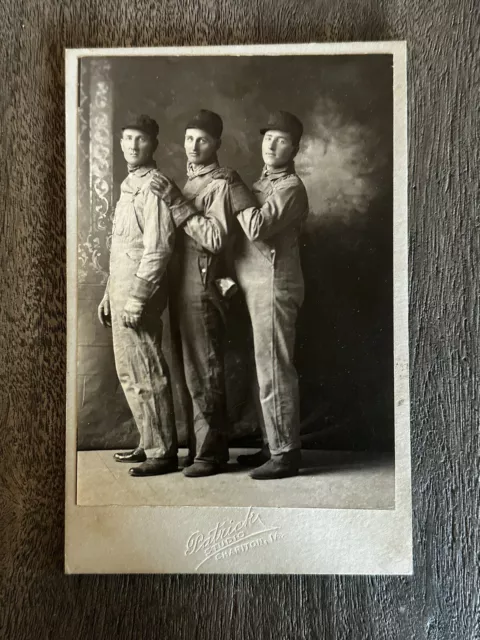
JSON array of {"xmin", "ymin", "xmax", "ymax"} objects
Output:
[
  {"xmin": 235, "ymin": 111, "xmax": 309, "ymax": 479},
  {"xmin": 98, "ymin": 114, "xmax": 189, "ymax": 477}
]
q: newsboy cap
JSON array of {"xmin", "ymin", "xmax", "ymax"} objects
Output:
[
  {"xmin": 260, "ymin": 111, "xmax": 304, "ymax": 144},
  {"xmin": 122, "ymin": 114, "xmax": 159, "ymax": 139},
  {"xmin": 185, "ymin": 109, "xmax": 223, "ymax": 139}
]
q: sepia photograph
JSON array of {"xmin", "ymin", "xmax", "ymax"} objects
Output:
[{"xmin": 65, "ymin": 42, "xmax": 411, "ymax": 574}]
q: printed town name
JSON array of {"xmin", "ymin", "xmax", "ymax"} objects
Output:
[{"xmin": 185, "ymin": 507, "xmax": 283, "ymax": 569}]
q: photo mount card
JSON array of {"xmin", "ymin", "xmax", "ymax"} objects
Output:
[{"xmin": 65, "ymin": 41, "xmax": 411, "ymax": 575}]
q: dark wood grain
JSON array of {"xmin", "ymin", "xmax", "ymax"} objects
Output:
[{"xmin": 0, "ymin": 1, "xmax": 478, "ymax": 639}]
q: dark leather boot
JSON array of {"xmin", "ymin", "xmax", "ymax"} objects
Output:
[
  {"xmin": 179, "ymin": 454, "xmax": 195, "ymax": 469},
  {"xmin": 249, "ymin": 449, "xmax": 302, "ymax": 480},
  {"xmin": 237, "ymin": 445, "xmax": 271, "ymax": 468},
  {"xmin": 129, "ymin": 457, "xmax": 178, "ymax": 477},
  {"xmin": 183, "ymin": 461, "xmax": 224, "ymax": 477},
  {"xmin": 114, "ymin": 448, "xmax": 146, "ymax": 463}
]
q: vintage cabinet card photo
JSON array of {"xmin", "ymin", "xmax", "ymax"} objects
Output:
[{"xmin": 65, "ymin": 42, "xmax": 411, "ymax": 574}]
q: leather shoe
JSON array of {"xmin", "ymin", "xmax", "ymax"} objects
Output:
[
  {"xmin": 183, "ymin": 461, "xmax": 223, "ymax": 477},
  {"xmin": 179, "ymin": 454, "xmax": 194, "ymax": 469},
  {"xmin": 114, "ymin": 448, "xmax": 146, "ymax": 463},
  {"xmin": 129, "ymin": 457, "xmax": 178, "ymax": 477},
  {"xmin": 249, "ymin": 449, "xmax": 302, "ymax": 480},
  {"xmin": 237, "ymin": 446, "xmax": 270, "ymax": 468}
]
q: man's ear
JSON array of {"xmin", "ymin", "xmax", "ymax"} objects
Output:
[
  {"xmin": 120, "ymin": 136, "xmax": 125, "ymax": 152},
  {"xmin": 152, "ymin": 139, "xmax": 159, "ymax": 154},
  {"xmin": 216, "ymin": 138, "xmax": 222, "ymax": 152}
]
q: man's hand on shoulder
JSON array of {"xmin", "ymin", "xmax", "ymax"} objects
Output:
[
  {"xmin": 149, "ymin": 170, "xmax": 197, "ymax": 227},
  {"xmin": 211, "ymin": 166, "xmax": 240, "ymax": 185},
  {"xmin": 149, "ymin": 170, "xmax": 182, "ymax": 207},
  {"xmin": 212, "ymin": 167, "xmax": 258, "ymax": 213}
]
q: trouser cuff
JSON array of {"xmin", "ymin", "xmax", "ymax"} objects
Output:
[{"xmin": 268, "ymin": 443, "xmax": 301, "ymax": 456}]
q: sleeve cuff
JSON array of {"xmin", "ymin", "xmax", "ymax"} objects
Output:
[
  {"xmin": 170, "ymin": 199, "xmax": 198, "ymax": 227},
  {"xmin": 129, "ymin": 275, "xmax": 158, "ymax": 305}
]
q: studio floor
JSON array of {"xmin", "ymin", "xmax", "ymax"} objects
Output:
[{"xmin": 76, "ymin": 448, "xmax": 395, "ymax": 510}]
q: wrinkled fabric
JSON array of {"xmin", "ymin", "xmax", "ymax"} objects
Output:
[
  {"xmin": 235, "ymin": 164, "xmax": 309, "ymax": 455},
  {"xmin": 112, "ymin": 163, "xmax": 176, "ymax": 294},
  {"xmin": 169, "ymin": 239, "xmax": 227, "ymax": 463},
  {"xmin": 168, "ymin": 161, "xmax": 248, "ymax": 464},
  {"xmin": 181, "ymin": 161, "xmax": 255, "ymax": 255},
  {"xmin": 109, "ymin": 164, "xmax": 177, "ymax": 458}
]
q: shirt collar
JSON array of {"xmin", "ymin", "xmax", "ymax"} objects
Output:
[
  {"xmin": 261, "ymin": 161, "xmax": 296, "ymax": 181},
  {"xmin": 186, "ymin": 158, "xmax": 219, "ymax": 178},
  {"xmin": 127, "ymin": 161, "xmax": 157, "ymax": 177}
]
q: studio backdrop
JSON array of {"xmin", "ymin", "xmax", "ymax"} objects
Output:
[{"xmin": 76, "ymin": 54, "xmax": 394, "ymax": 452}]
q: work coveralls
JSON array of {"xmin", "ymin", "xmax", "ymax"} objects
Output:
[
  {"xmin": 235, "ymin": 163, "xmax": 309, "ymax": 455},
  {"xmin": 106, "ymin": 163, "xmax": 177, "ymax": 459},
  {"xmin": 170, "ymin": 161, "xmax": 256, "ymax": 464}
]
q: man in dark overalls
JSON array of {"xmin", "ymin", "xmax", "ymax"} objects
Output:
[
  {"xmin": 149, "ymin": 109, "xmax": 256, "ymax": 477},
  {"xmin": 98, "ymin": 114, "xmax": 196, "ymax": 477},
  {"xmin": 234, "ymin": 111, "xmax": 309, "ymax": 479}
]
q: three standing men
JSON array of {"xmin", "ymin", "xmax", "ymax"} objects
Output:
[{"xmin": 99, "ymin": 109, "xmax": 308, "ymax": 480}]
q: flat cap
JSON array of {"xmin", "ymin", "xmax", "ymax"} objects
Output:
[
  {"xmin": 260, "ymin": 111, "xmax": 304, "ymax": 144},
  {"xmin": 185, "ymin": 109, "xmax": 223, "ymax": 139},
  {"xmin": 122, "ymin": 114, "xmax": 159, "ymax": 139}
]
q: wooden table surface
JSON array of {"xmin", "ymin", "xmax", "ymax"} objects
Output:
[{"xmin": 0, "ymin": 1, "xmax": 478, "ymax": 638}]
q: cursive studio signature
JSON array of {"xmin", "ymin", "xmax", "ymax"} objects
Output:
[{"xmin": 185, "ymin": 507, "xmax": 283, "ymax": 570}]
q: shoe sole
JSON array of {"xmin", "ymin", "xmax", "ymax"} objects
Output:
[
  {"xmin": 249, "ymin": 470, "xmax": 300, "ymax": 480},
  {"xmin": 183, "ymin": 470, "xmax": 222, "ymax": 478},
  {"xmin": 129, "ymin": 467, "xmax": 178, "ymax": 477}
]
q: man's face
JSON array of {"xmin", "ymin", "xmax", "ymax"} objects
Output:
[
  {"xmin": 262, "ymin": 130, "xmax": 297, "ymax": 168},
  {"xmin": 184, "ymin": 128, "xmax": 220, "ymax": 165},
  {"xmin": 120, "ymin": 129, "xmax": 156, "ymax": 167}
]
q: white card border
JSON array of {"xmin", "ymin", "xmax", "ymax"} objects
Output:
[{"xmin": 65, "ymin": 41, "xmax": 411, "ymax": 575}]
